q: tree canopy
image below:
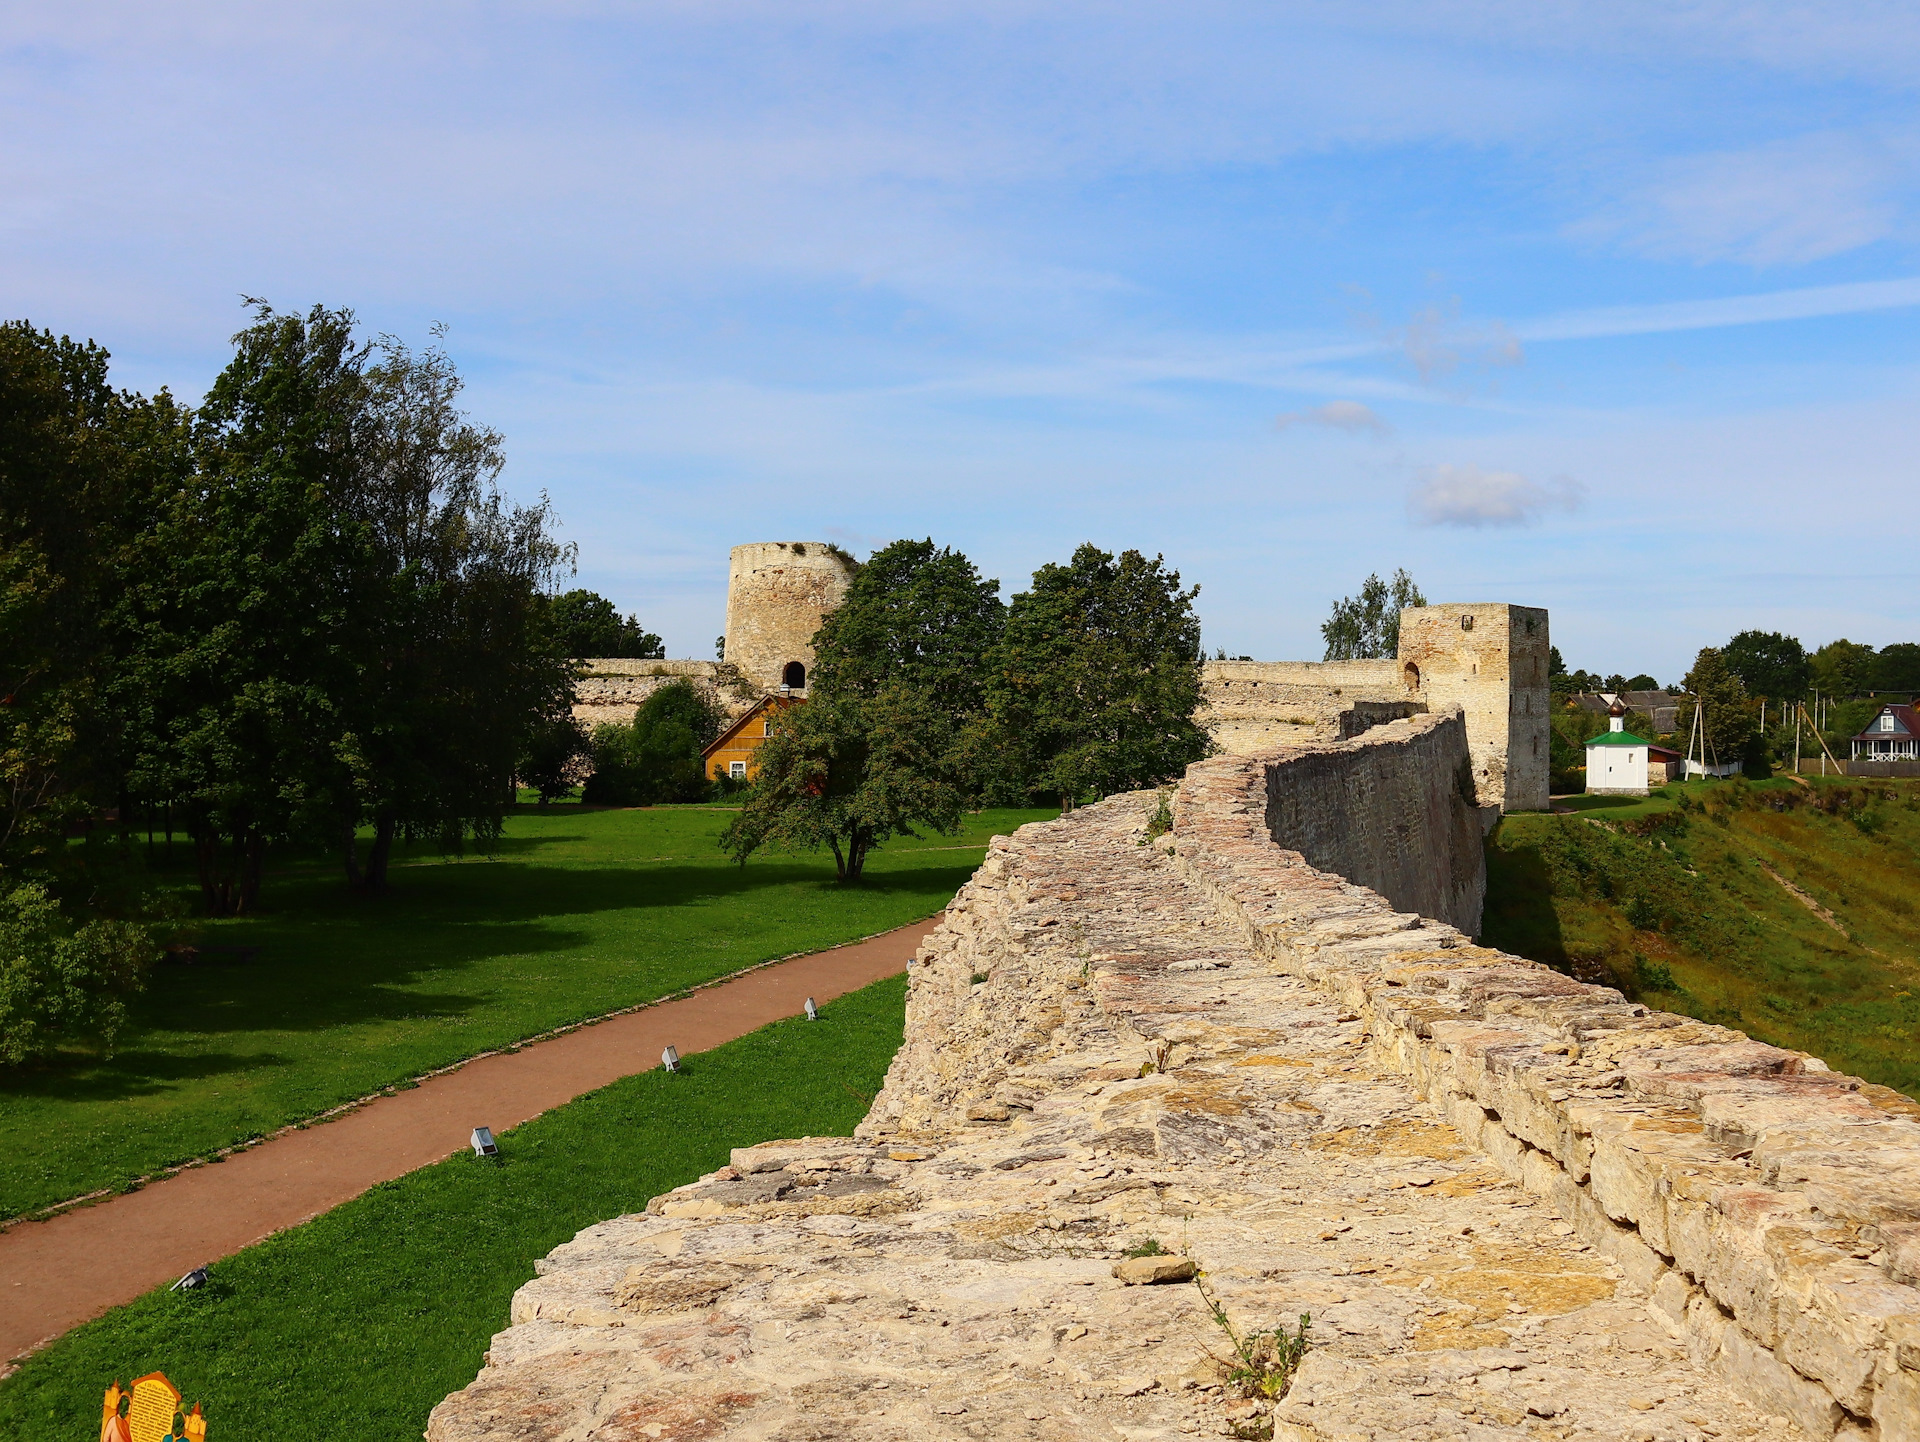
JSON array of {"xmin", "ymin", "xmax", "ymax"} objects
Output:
[
  {"xmin": 585, "ymin": 679, "xmax": 727, "ymax": 807},
  {"xmin": 1321, "ymin": 569, "xmax": 1425, "ymax": 661},
  {"xmin": 548, "ymin": 590, "xmax": 664, "ymax": 659},
  {"xmin": 1721, "ymin": 631, "xmax": 1809, "ymax": 701},
  {"xmin": 1811, "ymin": 640, "xmax": 1876, "ymax": 700},
  {"xmin": 721, "ymin": 540, "xmax": 998, "ymax": 880},
  {"xmin": 6, "ymin": 305, "xmax": 576, "ymax": 923},
  {"xmin": 0, "ymin": 322, "xmax": 170, "ymax": 1059},
  {"xmin": 986, "ymin": 544, "xmax": 1209, "ymax": 805},
  {"xmin": 1875, "ymin": 643, "xmax": 1920, "ymax": 693},
  {"xmin": 1680, "ymin": 647, "xmax": 1759, "ymax": 769}
]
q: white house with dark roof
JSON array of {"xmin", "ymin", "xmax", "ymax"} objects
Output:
[{"xmin": 1851, "ymin": 703, "xmax": 1920, "ymax": 761}]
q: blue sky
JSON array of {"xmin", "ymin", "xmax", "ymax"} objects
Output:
[{"xmin": 6, "ymin": 3, "xmax": 1919, "ymax": 681}]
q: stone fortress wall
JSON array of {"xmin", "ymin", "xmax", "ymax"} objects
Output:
[
  {"xmin": 1199, "ymin": 602, "xmax": 1551, "ymax": 813},
  {"xmin": 571, "ymin": 659, "xmax": 732, "ymax": 732},
  {"xmin": 436, "ymin": 685, "xmax": 1920, "ymax": 1441},
  {"xmin": 578, "ymin": 548, "xmax": 1553, "ymax": 823}
]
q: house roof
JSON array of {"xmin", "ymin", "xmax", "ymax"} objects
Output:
[
  {"xmin": 701, "ymin": 694, "xmax": 801, "ymax": 759},
  {"xmin": 1570, "ymin": 690, "xmax": 1680, "ymax": 713},
  {"xmin": 1586, "ymin": 731, "xmax": 1651, "ymax": 748},
  {"xmin": 1851, "ymin": 703, "xmax": 1920, "ymax": 742}
]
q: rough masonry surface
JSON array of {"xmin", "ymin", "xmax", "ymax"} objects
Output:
[{"xmin": 432, "ymin": 710, "xmax": 1915, "ymax": 1441}]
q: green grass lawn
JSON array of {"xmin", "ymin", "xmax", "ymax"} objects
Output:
[
  {"xmin": 0, "ymin": 973, "xmax": 907, "ymax": 1442},
  {"xmin": 1487, "ymin": 775, "xmax": 1920, "ymax": 1095},
  {"xmin": 0, "ymin": 804, "xmax": 1045, "ymax": 1221}
]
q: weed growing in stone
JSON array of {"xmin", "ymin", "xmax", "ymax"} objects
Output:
[
  {"xmin": 1122, "ymin": 1236, "xmax": 1168, "ymax": 1258},
  {"xmin": 1196, "ymin": 1273, "xmax": 1312, "ymax": 1436},
  {"xmin": 1145, "ymin": 789, "xmax": 1174, "ymax": 842}
]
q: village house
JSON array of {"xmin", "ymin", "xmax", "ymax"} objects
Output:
[
  {"xmin": 1587, "ymin": 702, "xmax": 1684, "ymax": 796},
  {"xmin": 1571, "ymin": 689, "xmax": 1683, "ymax": 734},
  {"xmin": 702, "ymin": 694, "xmax": 802, "ymax": 782},
  {"xmin": 1850, "ymin": 702, "xmax": 1920, "ymax": 762}
]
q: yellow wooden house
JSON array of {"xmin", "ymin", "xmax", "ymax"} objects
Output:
[{"xmin": 703, "ymin": 695, "xmax": 801, "ymax": 782}]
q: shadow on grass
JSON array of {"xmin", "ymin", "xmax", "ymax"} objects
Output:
[
  {"xmin": 0, "ymin": 857, "xmax": 977, "ymax": 1098},
  {"xmin": 0, "ymin": 1049, "xmax": 299, "ymax": 1105},
  {"xmin": 1480, "ymin": 831, "xmax": 1568, "ymax": 969}
]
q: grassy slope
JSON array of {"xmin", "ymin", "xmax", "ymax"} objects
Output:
[
  {"xmin": 0, "ymin": 974, "xmax": 907, "ymax": 1442},
  {"xmin": 0, "ymin": 805, "xmax": 1045, "ymax": 1220},
  {"xmin": 1486, "ymin": 777, "xmax": 1920, "ymax": 1095}
]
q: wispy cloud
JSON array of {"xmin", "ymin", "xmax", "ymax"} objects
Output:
[
  {"xmin": 1574, "ymin": 132, "xmax": 1907, "ymax": 267},
  {"xmin": 1521, "ymin": 274, "xmax": 1920, "ymax": 342},
  {"xmin": 1409, "ymin": 465, "xmax": 1583, "ymax": 527},
  {"xmin": 1274, "ymin": 399, "xmax": 1391, "ymax": 434}
]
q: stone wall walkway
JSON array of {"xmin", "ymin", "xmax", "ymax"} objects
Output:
[{"xmin": 430, "ymin": 798, "xmax": 1781, "ymax": 1442}]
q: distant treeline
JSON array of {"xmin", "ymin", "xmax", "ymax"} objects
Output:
[
  {"xmin": 1544, "ymin": 629, "xmax": 1920, "ymax": 789},
  {"xmin": 1551, "ymin": 631, "xmax": 1920, "ymax": 703}
]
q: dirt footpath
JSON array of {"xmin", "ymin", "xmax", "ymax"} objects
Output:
[{"xmin": 0, "ymin": 917, "xmax": 935, "ymax": 1369}]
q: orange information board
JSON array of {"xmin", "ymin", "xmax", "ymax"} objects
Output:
[{"xmin": 101, "ymin": 1373, "xmax": 204, "ymax": 1442}]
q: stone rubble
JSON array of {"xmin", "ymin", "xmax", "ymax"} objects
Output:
[{"xmin": 430, "ymin": 724, "xmax": 1851, "ymax": 1441}]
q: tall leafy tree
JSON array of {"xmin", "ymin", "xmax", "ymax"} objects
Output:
[
  {"xmin": 721, "ymin": 540, "xmax": 1000, "ymax": 880},
  {"xmin": 1679, "ymin": 647, "xmax": 1758, "ymax": 768},
  {"xmin": 1721, "ymin": 631, "xmax": 1809, "ymax": 702},
  {"xmin": 1873, "ymin": 643, "xmax": 1920, "ymax": 693},
  {"xmin": 986, "ymin": 544, "xmax": 1208, "ymax": 806},
  {"xmin": 329, "ymin": 329, "xmax": 575, "ymax": 889},
  {"xmin": 1320, "ymin": 569, "xmax": 1425, "ymax": 660},
  {"xmin": 547, "ymin": 590, "xmax": 664, "ymax": 659},
  {"xmin": 119, "ymin": 303, "xmax": 368, "ymax": 914},
  {"xmin": 1811, "ymin": 639, "xmax": 1876, "ymax": 700},
  {"xmin": 0, "ymin": 324, "xmax": 188, "ymax": 867},
  {"xmin": 809, "ymin": 540, "xmax": 1005, "ymax": 716},
  {"xmin": 0, "ymin": 324, "xmax": 167, "ymax": 1060}
]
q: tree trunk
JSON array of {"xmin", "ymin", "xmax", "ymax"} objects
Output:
[
  {"xmin": 844, "ymin": 827, "xmax": 870, "ymax": 882},
  {"xmin": 239, "ymin": 829, "xmax": 266, "ymax": 913},
  {"xmin": 827, "ymin": 833, "xmax": 848, "ymax": 881},
  {"xmin": 364, "ymin": 814, "xmax": 397, "ymax": 891},
  {"xmin": 193, "ymin": 827, "xmax": 226, "ymax": 915}
]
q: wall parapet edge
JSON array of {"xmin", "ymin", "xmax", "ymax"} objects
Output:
[{"xmin": 1168, "ymin": 734, "xmax": 1920, "ymax": 1441}]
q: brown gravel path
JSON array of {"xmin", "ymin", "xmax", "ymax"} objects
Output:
[{"xmin": 0, "ymin": 916, "xmax": 936, "ymax": 1369}]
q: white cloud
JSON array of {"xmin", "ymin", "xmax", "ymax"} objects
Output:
[
  {"xmin": 1577, "ymin": 132, "xmax": 1907, "ymax": 267},
  {"xmin": 1274, "ymin": 399, "xmax": 1390, "ymax": 434},
  {"xmin": 1408, "ymin": 464, "xmax": 1583, "ymax": 527}
]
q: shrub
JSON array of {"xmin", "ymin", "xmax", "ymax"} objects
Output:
[
  {"xmin": 1631, "ymin": 953, "xmax": 1676, "ymax": 995},
  {"xmin": 582, "ymin": 681, "xmax": 726, "ymax": 806},
  {"xmin": 0, "ymin": 881, "xmax": 156, "ymax": 1065}
]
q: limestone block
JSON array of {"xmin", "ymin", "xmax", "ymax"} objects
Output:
[
  {"xmin": 1112, "ymin": 1256, "xmax": 1198, "ymax": 1285},
  {"xmin": 1568, "ymin": 1185, "xmax": 1669, "ymax": 1292},
  {"xmin": 1715, "ymin": 1319, "xmax": 1843, "ymax": 1437},
  {"xmin": 1649, "ymin": 1269, "xmax": 1696, "ymax": 1334},
  {"xmin": 1770, "ymin": 1259, "xmax": 1912, "ymax": 1413},
  {"xmin": 1873, "ymin": 1362, "xmax": 1920, "ymax": 1442}
]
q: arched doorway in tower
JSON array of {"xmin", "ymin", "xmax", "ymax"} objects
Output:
[{"xmin": 782, "ymin": 661, "xmax": 807, "ymax": 690}]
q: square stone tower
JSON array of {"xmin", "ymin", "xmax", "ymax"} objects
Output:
[{"xmin": 1397, "ymin": 604, "xmax": 1550, "ymax": 812}]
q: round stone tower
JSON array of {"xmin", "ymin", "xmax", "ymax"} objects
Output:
[{"xmin": 722, "ymin": 542, "xmax": 857, "ymax": 693}]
